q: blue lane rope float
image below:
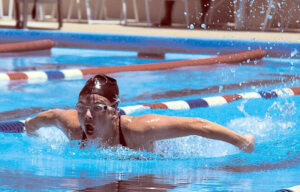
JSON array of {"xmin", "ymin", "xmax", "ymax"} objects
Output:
[
  {"xmin": 0, "ymin": 121, "xmax": 24, "ymax": 133},
  {"xmin": 0, "ymin": 86, "xmax": 299, "ymax": 134}
]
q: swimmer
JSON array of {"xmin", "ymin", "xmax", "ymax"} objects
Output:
[{"xmin": 25, "ymin": 74, "xmax": 255, "ymax": 153}]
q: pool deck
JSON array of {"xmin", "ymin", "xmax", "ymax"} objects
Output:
[
  {"xmin": 61, "ymin": 23, "xmax": 300, "ymax": 43},
  {"xmin": 0, "ymin": 19, "xmax": 299, "ymax": 43}
]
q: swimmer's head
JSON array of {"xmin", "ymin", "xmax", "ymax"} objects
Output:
[{"xmin": 79, "ymin": 74, "xmax": 119, "ymax": 108}]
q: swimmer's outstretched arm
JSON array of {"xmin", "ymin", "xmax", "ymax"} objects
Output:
[
  {"xmin": 25, "ymin": 109, "xmax": 82, "ymax": 140},
  {"xmin": 127, "ymin": 114, "xmax": 254, "ymax": 153}
]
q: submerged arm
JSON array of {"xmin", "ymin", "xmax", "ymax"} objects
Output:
[
  {"xmin": 25, "ymin": 109, "xmax": 82, "ymax": 140},
  {"xmin": 129, "ymin": 114, "xmax": 254, "ymax": 153}
]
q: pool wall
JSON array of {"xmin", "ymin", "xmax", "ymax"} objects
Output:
[{"xmin": 0, "ymin": 29, "xmax": 299, "ymax": 58}]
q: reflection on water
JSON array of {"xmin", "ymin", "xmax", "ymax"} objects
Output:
[
  {"xmin": 218, "ymin": 155, "xmax": 300, "ymax": 173},
  {"xmin": 75, "ymin": 175, "xmax": 183, "ymax": 192}
]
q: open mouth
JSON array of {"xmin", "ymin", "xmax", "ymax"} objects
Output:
[{"xmin": 85, "ymin": 124, "xmax": 94, "ymax": 135}]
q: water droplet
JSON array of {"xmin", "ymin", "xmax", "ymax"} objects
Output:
[
  {"xmin": 290, "ymin": 49, "xmax": 298, "ymax": 57},
  {"xmin": 277, "ymin": 3, "xmax": 281, "ymax": 8},
  {"xmin": 218, "ymin": 85, "xmax": 223, "ymax": 93}
]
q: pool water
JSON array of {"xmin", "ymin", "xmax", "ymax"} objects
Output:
[{"xmin": 0, "ymin": 47, "xmax": 299, "ymax": 191}]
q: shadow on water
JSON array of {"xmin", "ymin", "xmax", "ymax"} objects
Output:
[
  {"xmin": 0, "ymin": 105, "xmax": 71, "ymax": 121},
  {"xmin": 217, "ymin": 156, "xmax": 300, "ymax": 173}
]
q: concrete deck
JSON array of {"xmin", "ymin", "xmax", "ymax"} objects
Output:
[{"xmin": 0, "ymin": 19, "xmax": 299, "ymax": 43}]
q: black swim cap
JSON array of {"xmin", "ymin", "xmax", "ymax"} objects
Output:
[{"xmin": 79, "ymin": 74, "xmax": 119, "ymax": 108}]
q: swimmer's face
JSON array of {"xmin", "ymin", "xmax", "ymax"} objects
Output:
[{"xmin": 76, "ymin": 94, "xmax": 118, "ymax": 140}]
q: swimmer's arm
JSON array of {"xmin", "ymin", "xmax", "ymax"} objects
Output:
[
  {"xmin": 25, "ymin": 109, "xmax": 60, "ymax": 136},
  {"xmin": 130, "ymin": 114, "xmax": 254, "ymax": 153},
  {"xmin": 25, "ymin": 109, "xmax": 82, "ymax": 140}
]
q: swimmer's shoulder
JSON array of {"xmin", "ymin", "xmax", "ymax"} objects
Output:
[
  {"xmin": 120, "ymin": 114, "xmax": 163, "ymax": 131},
  {"xmin": 120, "ymin": 115, "xmax": 133, "ymax": 128},
  {"xmin": 51, "ymin": 109, "xmax": 82, "ymax": 139},
  {"xmin": 54, "ymin": 109, "xmax": 80, "ymax": 125},
  {"xmin": 120, "ymin": 115, "xmax": 157, "ymax": 151}
]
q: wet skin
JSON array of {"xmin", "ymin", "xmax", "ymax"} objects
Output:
[{"xmin": 25, "ymin": 94, "xmax": 255, "ymax": 153}]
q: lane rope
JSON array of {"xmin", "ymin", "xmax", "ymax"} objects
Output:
[
  {"xmin": 119, "ymin": 86, "xmax": 300, "ymax": 115},
  {"xmin": 0, "ymin": 86, "xmax": 299, "ymax": 133},
  {"xmin": 0, "ymin": 39, "xmax": 55, "ymax": 53},
  {"xmin": 0, "ymin": 49, "xmax": 266, "ymax": 84}
]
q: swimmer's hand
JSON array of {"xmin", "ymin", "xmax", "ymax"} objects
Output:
[
  {"xmin": 239, "ymin": 134, "xmax": 255, "ymax": 153},
  {"xmin": 25, "ymin": 117, "xmax": 39, "ymax": 137}
]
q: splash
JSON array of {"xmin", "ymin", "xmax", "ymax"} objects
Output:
[
  {"xmin": 154, "ymin": 136, "xmax": 238, "ymax": 159},
  {"xmin": 228, "ymin": 100, "xmax": 296, "ymax": 140},
  {"xmin": 9, "ymin": 125, "xmax": 240, "ymax": 160}
]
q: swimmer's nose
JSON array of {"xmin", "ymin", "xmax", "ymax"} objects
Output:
[{"xmin": 84, "ymin": 109, "xmax": 93, "ymax": 121}]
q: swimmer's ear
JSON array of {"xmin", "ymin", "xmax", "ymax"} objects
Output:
[{"xmin": 110, "ymin": 110, "xmax": 118, "ymax": 121}]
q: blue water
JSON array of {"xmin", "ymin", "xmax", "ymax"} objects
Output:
[{"xmin": 0, "ymin": 47, "xmax": 299, "ymax": 191}]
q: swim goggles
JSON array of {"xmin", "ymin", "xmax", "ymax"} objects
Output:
[{"xmin": 75, "ymin": 103, "xmax": 114, "ymax": 114}]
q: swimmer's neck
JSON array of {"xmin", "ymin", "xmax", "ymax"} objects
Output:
[
  {"xmin": 99, "ymin": 128, "xmax": 121, "ymax": 147},
  {"xmin": 86, "ymin": 136, "xmax": 119, "ymax": 148}
]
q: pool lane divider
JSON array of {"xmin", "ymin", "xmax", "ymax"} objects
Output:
[
  {"xmin": 0, "ymin": 49, "xmax": 266, "ymax": 83},
  {"xmin": 0, "ymin": 39, "xmax": 55, "ymax": 53},
  {"xmin": 119, "ymin": 86, "xmax": 300, "ymax": 114},
  {"xmin": 0, "ymin": 86, "xmax": 299, "ymax": 133}
]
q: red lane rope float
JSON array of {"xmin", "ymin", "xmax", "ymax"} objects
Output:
[
  {"xmin": 81, "ymin": 49, "xmax": 266, "ymax": 75},
  {"xmin": 0, "ymin": 39, "xmax": 56, "ymax": 53}
]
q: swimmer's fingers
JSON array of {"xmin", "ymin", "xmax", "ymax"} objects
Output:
[
  {"xmin": 24, "ymin": 117, "xmax": 38, "ymax": 137},
  {"xmin": 240, "ymin": 134, "xmax": 255, "ymax": 153}
]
